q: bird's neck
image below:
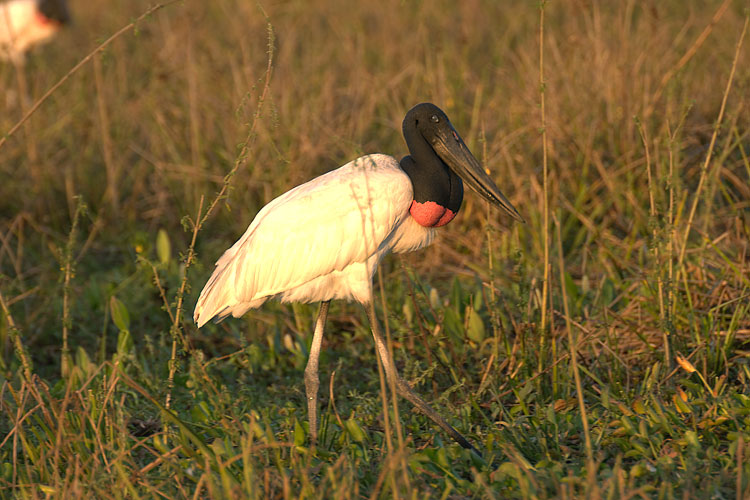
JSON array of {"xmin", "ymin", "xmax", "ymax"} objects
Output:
[{"xmin": 400, "ymin": 131, "xmax": 463, "ymax": 228}]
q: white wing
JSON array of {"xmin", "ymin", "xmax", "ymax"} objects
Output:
[{"xmin": 194, "ymin": 154, "xmax": 414, "ymax": 326}]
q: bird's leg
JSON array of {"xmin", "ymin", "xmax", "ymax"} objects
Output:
[
  {"xmin": 304, "ymin": 300, "xmax": 330, "ymax": 445},
  {"xmin": 366, "ymin": 302, "xmax": 482, "ymax": 457}
]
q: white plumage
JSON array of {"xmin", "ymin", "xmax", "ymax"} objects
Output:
[
  {"xmin": 194, "ymin": 154, "xmax": 434, "ymax": 327},
  {"xmin": 0, "ymin": 0, "xmax": 67, "ymax": 63}
]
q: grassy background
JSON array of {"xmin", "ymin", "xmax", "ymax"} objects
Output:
[{"xmin": 1, "ymin": 0, "xmax": 749, "ymax": 497}]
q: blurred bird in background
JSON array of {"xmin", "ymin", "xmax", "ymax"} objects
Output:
[{"xmin": 0, "ymin": 0, "xmax": 70, "ymax": 64}]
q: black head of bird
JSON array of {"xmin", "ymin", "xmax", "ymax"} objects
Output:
[
  {"xmin": 400, "ymin": 102, "xmax": 524, "ymax": 227},
  {"xmin": 38, "ymin": 0, "xmax": 71, "ymax": 25}
]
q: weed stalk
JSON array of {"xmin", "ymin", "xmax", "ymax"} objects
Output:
[
  {"xmin": 163, "ymin": 13, "xmax": 275, "ymax": 410},
  {"xmin": 0, "ymin": 290, "xmax": 32, "ymax": 381},
  {"xmin": 636, "ymin": 119, "xmax": 668, "ymax": 364},
  {"xmin": 60, "ymin": 197, "xmax": 87, "ymax": 377},
  {"xmin": 554, "ymin": 213, "xmax": 593, "ymax": 469},
  {"xmin": 537, "ymin": 0, "xmax": 551, "ymax": 391}
]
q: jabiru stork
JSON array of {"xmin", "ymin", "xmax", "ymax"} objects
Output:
[
  {"xmin": 0, "ymin": 0, "xmax": 70, "ymax": 64},
  {"xmin": 194, "ymin": 103, "xmax": 523, "ymax": 455}
]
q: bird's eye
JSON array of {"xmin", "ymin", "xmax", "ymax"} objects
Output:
[{"xmin": 430, "ymin": 115, "xmax": 439, "ymax": 123}]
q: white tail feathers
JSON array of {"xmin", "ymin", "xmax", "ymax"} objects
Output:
[
  {"xmin": 193, "ymin": 225, "xmax": 266, "ymax": 326},
  {"xmin": 193, "ymin": 258, "xmax": 232, "ymax": 327}
]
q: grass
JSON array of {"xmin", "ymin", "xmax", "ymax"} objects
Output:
[{"xmin": 1, "ymin": 0, "xmax": 749, "ymax": 497}]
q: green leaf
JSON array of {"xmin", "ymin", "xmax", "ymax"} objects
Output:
[
  {"xmin": 472, "ymin": 287, "xmax": 483, "ymax": 311},
  {"xmin": 345, "ymin": 418, "xmax": 366, "ymax": 443},
  {"xmin": 632, "ymin": 398, "xmax": 646, "ymax": 415},
  {"xmin": 191, "ymin": 401, "xmax": 211, "ymax": 423},
  {"xmin": 443, "ymin": 308, "xmax": 463, "ymax": 342},
  {"xmin": 294, "ymin": 419, "xmax": 305, "ymax": 446},
  {"xmin": 450, "ymin": 277, "xmax": 463, "ymax": 311},
  {"xmin": 630, "ymin": 462, "xmax": 648, "ymax": 477},
  {"xmin": 600, "ymin": 278, "xmax": 616, "ymax": 308},
  {"xmin": 156, "ymin": 229, "xmax": 171, "ymax": 265},
  {"xmin": 2, "ymin": 462, "xmax": 12, "ymax": 481},
  {"xmin": 465, "ymin": 305, "xmax": 485, "ymax": 343},
  {"xmin": 685, "ymin": 430, "xmax": 700, "ymax": 448},
  {"xmin": 673, "ymin": 392, "xmax": 691, "ymax": 414},
  {"xmin": 76, "ymin": 346, "xmax": 92, "ymax": 374},
  {"xmin": 437, "ymin": 345, "xmax": 451, "ymax": 365},
  {"xmin": 110, "ymin": 296, "xmax": 130, "ymax": 331},
  {"xmin": 152, "ymin": 435, "xmax": 169, "ymax": 455},
  {"xmin": 402, "ymin": 301, "xmax": 413, "ymax": 326},
  {"xmin": 116, "ymin": 329, "xmax": 132, "ymax": 356},
  {"xmin": 564, "ymin": 270, "xmax": 579, "ymax": 309},
  {"xmin": 429, "ymin": 287, "xmax": 441, "ymax": 310}
]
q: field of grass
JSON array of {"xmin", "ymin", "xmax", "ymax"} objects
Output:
[{"xmin": 1, "ymin": 0, "xmax": 749, "ymax": 497}]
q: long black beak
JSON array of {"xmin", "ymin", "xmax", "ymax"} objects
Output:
[{"xmin": 432, "ymin": 125, "xmax": 524, "ymax": 223}]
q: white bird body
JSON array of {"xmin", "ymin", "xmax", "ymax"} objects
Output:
[
  {"xmin": 0, "ymin": 0, "xmax": 68, "ymax": 63},
  {"xmin": 194, "ymin": 154, "xmax": 435, "ymax": 326}
]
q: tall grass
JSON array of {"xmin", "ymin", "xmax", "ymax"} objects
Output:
[{"xmin": 1, "ymin": 0, "xmax": 749, "ymax": 497}]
